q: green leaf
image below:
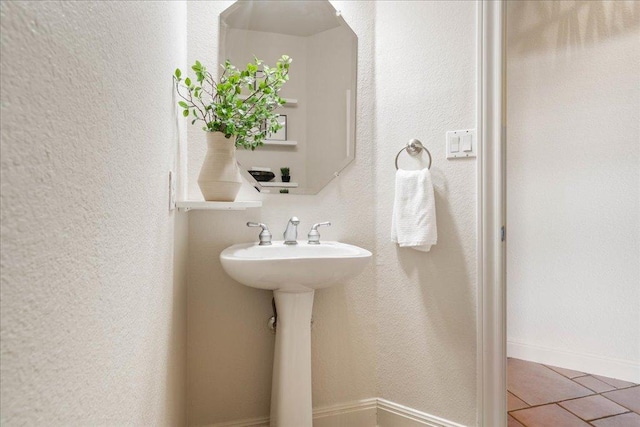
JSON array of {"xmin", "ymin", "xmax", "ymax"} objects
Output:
[
  {"xmin": 175, "ymin": 68, "xmax": 181, "ymax": 78},
  {"xmin": 174, "ymin": 55, "xmax": 292, "ymax": 150}
]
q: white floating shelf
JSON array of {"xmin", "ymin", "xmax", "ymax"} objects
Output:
[
  {"xmin": 262, "ymin": 140, "xmax": 297, "ymax": 146},
  {"xmin": 260, "ymin": 182, "xmax": 298, "ymax": 188},
  {"xmin": 176, "ymin": 201, "xmax": 262, "ymax": 211},
  {"xmin": 238, "ymin": 96, "xmax": 297, "ymax": 106}
]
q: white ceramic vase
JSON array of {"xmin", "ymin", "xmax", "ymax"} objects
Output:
[{"xmin": 198, "ymin": 132, "xmax": 242, "ymax": 201}]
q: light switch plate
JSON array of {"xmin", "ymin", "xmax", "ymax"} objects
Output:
[{"xmin": 446, "ymin": 129, "xmax": 476, "ymax": 159}]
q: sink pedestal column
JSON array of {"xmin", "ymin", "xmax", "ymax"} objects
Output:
[{"xmin": 270, "ymin": 290, "xmax": 315, "ymax": 427}]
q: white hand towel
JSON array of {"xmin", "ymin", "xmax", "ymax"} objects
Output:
[{"xmin": 391, "ymin": 168, "xmax": 437, "ymax": 252}]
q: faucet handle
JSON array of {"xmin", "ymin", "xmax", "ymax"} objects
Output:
[
  {"xmin": 247, "ymin": 222, "xmax": 272, "ymax": 246},
  {"xmin": 307, "ymin": 222, "xmax": 331, "ymax": 244},
  {"xmin": 283, "ymin": 217, "xmax": 300, "ymax": 245}
]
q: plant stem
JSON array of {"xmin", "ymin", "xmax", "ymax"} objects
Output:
[{"xmin": 175, "ymin": 79, "xmax": 208, "ymax": 124}]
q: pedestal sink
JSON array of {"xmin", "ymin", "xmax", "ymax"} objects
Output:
[{"xmin": 220, "ymin": 241, "xmax": 372, "ymax": 427}]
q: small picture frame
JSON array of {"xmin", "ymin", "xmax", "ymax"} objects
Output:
[
  {"xmin": 267, "ymin": 115, "xmax": 287, "ymax": 141},
  {"xmin": 253, "ymin": 70, "xmax": 265, "ymax": 91}
]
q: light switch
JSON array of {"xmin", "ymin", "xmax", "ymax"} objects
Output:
[
  {"xmin": 446, "ymin": 129, "xmax": 476, "ymax": 159},
  {"xmin": 451, "ymin": 136, "xmax": 460, "ymax": 153},
  {"xmin": 461, "ymin": 134, "xmax": 472, "ymax": 152}
]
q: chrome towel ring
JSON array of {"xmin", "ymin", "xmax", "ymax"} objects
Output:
[{"xmin": 394, "ymin": 139, "xmax": 432, "ymax": 170}]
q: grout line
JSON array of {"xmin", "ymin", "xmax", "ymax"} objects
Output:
[
  {"xmin": 589, "ymin": 410, "xmax": 632, "ymax": 422},
  {"xmin": 507, "ymin": 390, "xmax": 597, "ymax": 414},
  {"xmin": 556, "ymin": 394, "xmax": 596, "ymax": 405},
  {"xmin": 507, "ymin": 390, "xmax": 533, "ymax": 409},
  {"xmin": 509, "ymin": 402, "xmax": 563, "ymax": 414},
  {"xmin": 603, "ymin": 383, "xmax": 639, "ymax": 392},
  {"xmin": 558, "ymin": 405, "xmax": 588, "ymax": 423},
  {"xmin": 508, "ymin": 390, "xmax": 639, "ymax": 423},
  {"xmin": 507, "ymin": 402, "xmax": 572, "ymax": 427},
  {"xmin": 542, "ymin": 364, "xmax": 585, "ymax": 380},
  {"xmin": 556, "ymin": 398, "xmax": 631, "ymax": 423},
  {"xmin": 508, "ymin": 413, "xmax": 528, "ymax": 427},
  {"xmin": 511, "ymin": 403, "xmax": 631, "ymax": 427},
  {"xmin": 539, "ymin": 363, "xmax": 568, "ymax": 377},
  {"xmin": 576, "ymin": 385, "xmax": 600, "ymax": 394},
  {"xmin": 594, "ymin": 376, "xmax": 638, "ymax": 389},
  {"xmin": 508, "ymin": 360, "xmax": 640, "ymax": 425},
  {"xmin": 598, "ymin": 392, "xmax": 639, "ymax": 416},
  {"xmin": 507, "ymin": 389, "xmax": 640, "ymax": 416},
  {"xmin": 568, "ymin": 375, "xmax": 616, "ymax": 394}
]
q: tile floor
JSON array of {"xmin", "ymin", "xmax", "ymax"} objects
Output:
[{"xmin": 508, "ymin": 358, "xmax": 640, "ymax": 427}]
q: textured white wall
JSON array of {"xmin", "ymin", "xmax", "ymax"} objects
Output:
[
  {"xmin": 0, "ymin": 2, "xmax": 188, "ymax": 425},
  {"xmin": 374, "ymin": 2, "xmax": 478, "ymax": 425},
  {"xmin": 507, "ymin": 1, "xmax": 640, "ymax": 380},
  {"xmin": 0, "ymin": 1, "xmax": 480, "ymax": 425},
  {"xmin": 186, "ymin": 1, "xmax": 478, "ymax": 426}
]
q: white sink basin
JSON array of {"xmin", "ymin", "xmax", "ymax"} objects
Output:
[
  {"xmin": 219, "ymin": 240, "xmax": 372, "ymax": 427},
  {"xmin": 220, "ymin": 241, "xmax": 372, "ymax": 292}
]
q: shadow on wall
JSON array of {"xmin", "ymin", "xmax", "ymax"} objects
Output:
[
  {"xmin": 508, "ymin": 0, "xmax": 640, "ymax": 56},
  {"xmin": 395, "ymin": 169, "xmax": 475, "ymax": 389},
  {"xmin": 164, "ymin": 211, "xmax": 188, "ymax": 424}
]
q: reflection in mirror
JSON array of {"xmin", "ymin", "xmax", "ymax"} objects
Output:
[{"xmin": 220, "ymin": 1, "xmax": 357, "ymax": 195}]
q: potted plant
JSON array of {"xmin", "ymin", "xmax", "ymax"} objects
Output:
[
  {"xmin": 280, "ymin": 167, "xmax": 291, "ymax": 183},
  {"xmin": 173, "ymin": 55, "xmax": 291, "ymax": 201}
]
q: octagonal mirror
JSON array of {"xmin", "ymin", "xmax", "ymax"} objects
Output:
[{"xmin": 219, "ymin": 0, "xmax": 357, "ymax": 195}]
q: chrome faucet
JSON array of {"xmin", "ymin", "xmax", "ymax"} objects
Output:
[
  {"xmin": 247, "ymin": 222, "xmax": 272, "ymax": 245},
  {"xmin": 283, "ymin": 217, "xmax": 300, "ymax": 245},
  {"xmin": 307, "ymin": 222, "xmax": 331, "ymax": 244}
]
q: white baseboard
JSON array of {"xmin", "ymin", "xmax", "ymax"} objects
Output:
[
  {"xmin": 314, "ymin": 398, "xmax": 377, "ymax": 427},
  {"xmin": 507, "ymin": 340, "xmax": 640, "ymax": 383},
  {"xmin": 207, "ymin": 414, "xmax": 269, "ymax": 427},
  {"xmin": 207, "ymin": 398, "xmax": 377, "ymax": 427},
  {"xmin": 206, "ymin": 398, "xmax": 466, "ymax": 427},
  {"xmin": 377, "ymin": 399, "xmax": 467, "ymax": 427}
]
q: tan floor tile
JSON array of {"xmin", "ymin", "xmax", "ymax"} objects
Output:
[
  {"xmin": 508, "ymin": 392, "xmax": 529, "ymax": 411},
  {"xmin": 546, "ymin": 364, "xmax": 586, "ymax": 379},
  {"xmin": 594, "ymin": 375, "xmax": 637, "ymax": 389},
  {"xmin": 573, "ymin": 375, "xmax": 617, "ymax": 393},
  {"xmin": 559, "ymin": 395, "xmax": 628, "ymax": 421},
  {"xmin": 511, "ymin": 404, "xmax": 590, "ymax": 427},
  {"xmin": 508, "ymin": 358, "xmax": 594, "ymax": 406},
  {"xmin": 603, "ymin": 386, "xmax": 640, "ymax": 413},
  {"xmin": 508, "ymin": 414, "xmax": 525, "ymax": 427},
  {"xmin": 591, "ymin": 412, "xmax": 640, "ymax": 427}
]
